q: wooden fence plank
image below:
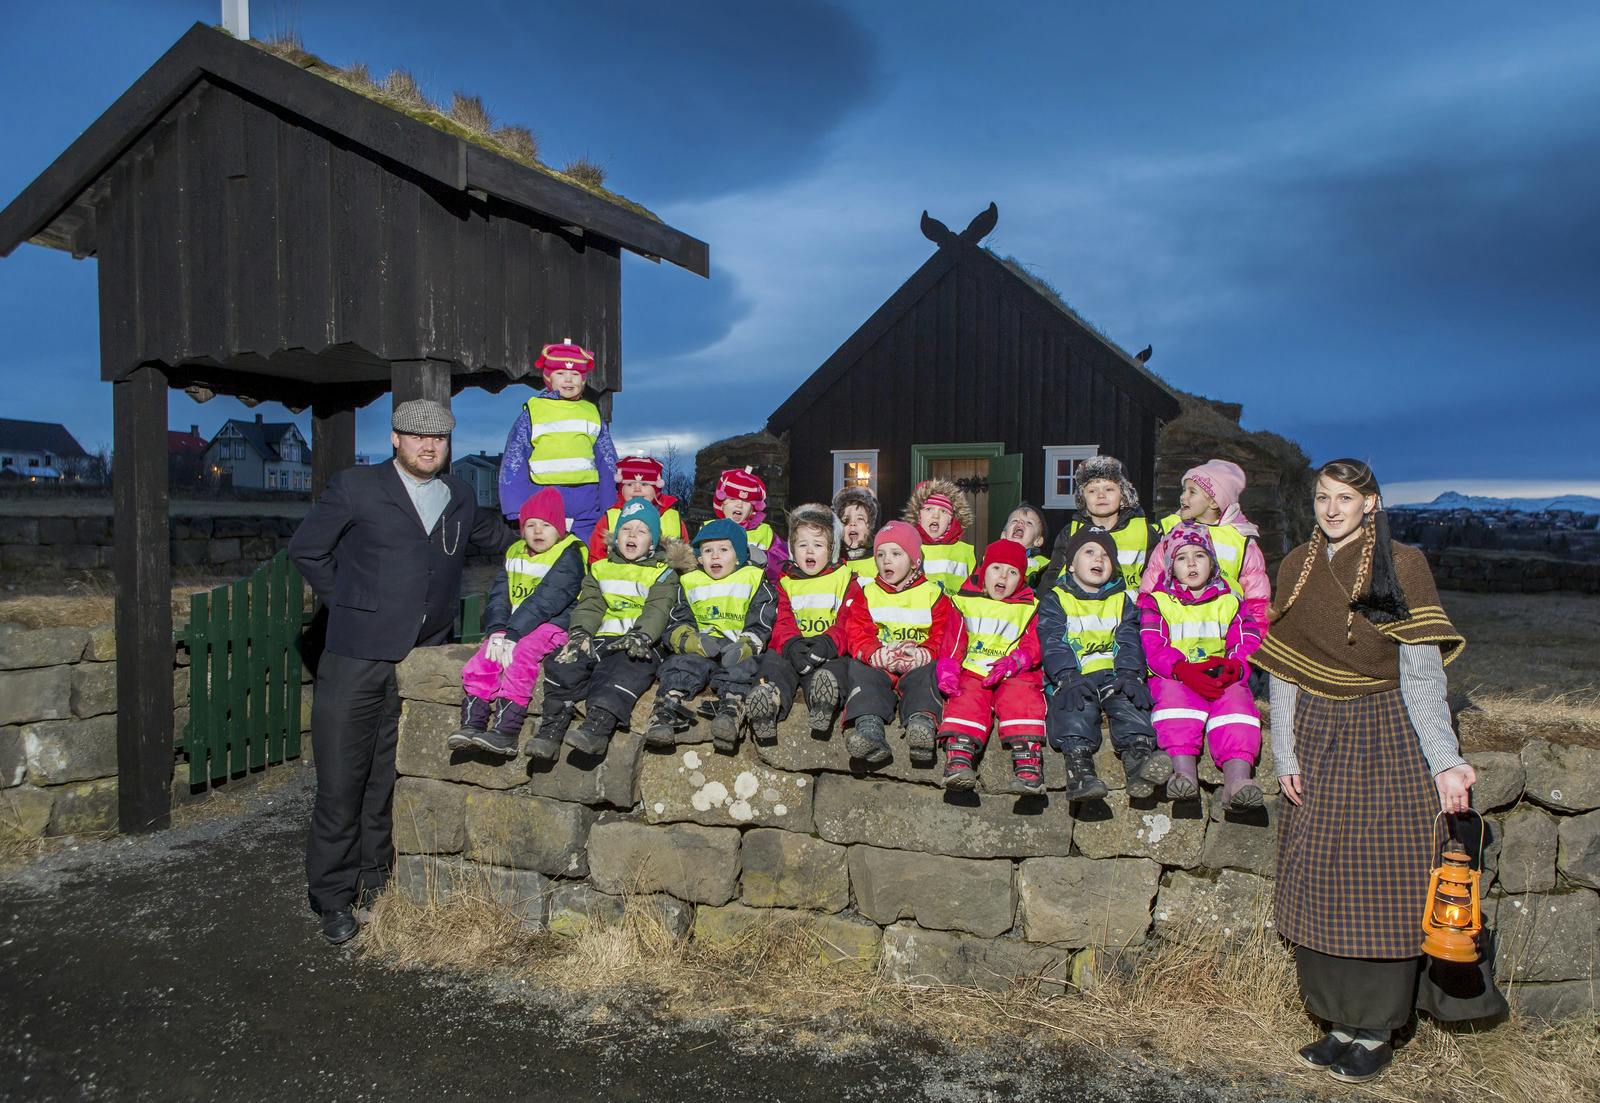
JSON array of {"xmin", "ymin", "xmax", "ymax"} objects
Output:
[
  {"xmin": 285, "ymin": 561, "xmax": 305, "ymax": 759},
  {"xmin": 266, "ymin": 553, "xmax": 286, "ymax": 763},
  {"xmin": 186, "ymin": 591, "xmax": 209, "ymax": 786},
  {"xmin": 207, "ymin": 585, "xmax": 231, "ymax": 782},
  {"xmin": 250, "ymin": 566, "xmax": 269, "ymax": 769},
  {"xmin": 460, "ymin": 592, "xmax": 485, "ymax": 645},
  {"xmin": 229, "ymin": 578, "xmax": 250, "ymax": 775}
]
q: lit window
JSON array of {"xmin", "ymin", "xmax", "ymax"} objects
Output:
[
  {"xmin": 831, "ymin": 449, "xmax": 878, "ymax": 496},
  {"xmin": 1042, "ymin": 445, "xmax": 1099, "ymax": 510}
]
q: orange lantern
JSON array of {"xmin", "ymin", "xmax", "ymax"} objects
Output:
[{"xmin": 1420, "ymin": 813, "xmax": 1483, "ymax": 964}]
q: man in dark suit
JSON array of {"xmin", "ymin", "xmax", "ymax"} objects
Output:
[{"xmin": 289, "ymin": 399, "xmax": 506, "ymax": 943}]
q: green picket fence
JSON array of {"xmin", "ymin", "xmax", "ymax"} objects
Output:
[{"xmin": 178, "ymin": 551, "xmax": 307, "ymax": 785}]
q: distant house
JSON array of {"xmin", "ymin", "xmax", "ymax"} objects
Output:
[
  {"xmin": 203, "ymin": 414, "xmax": 311, "ymax": 491},
  {"xmin": 0, "ymin": 417, "xmax": 89, "ymax": 481},
  {"xmin": 168, "ymin": 422, "xmax": 208, "ymax": 488},
  {"xmin": 452, "ymin": 452, "xmax": 503, "ymax": 509}
]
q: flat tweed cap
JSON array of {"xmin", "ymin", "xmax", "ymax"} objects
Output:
[{"xmin": 392, "ymin": 399, "xmax": 455, "ymax": 436}]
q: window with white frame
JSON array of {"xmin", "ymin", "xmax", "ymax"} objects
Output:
[
  {"xmin": 1042, "ymin": 445, "xmax": 1099, "ymax": 509},
  {"xmin": 831, "ymin": 449, "xmax": 879, "ymax": 496}
]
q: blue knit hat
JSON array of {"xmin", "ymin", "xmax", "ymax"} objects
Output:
[
  {"xmin": 692, "ymin": 517, "xmax": 749, "ymax": 566},
  {"xmin": 615, "ymin": 498, "xmax": 662, "ymax": 551}
]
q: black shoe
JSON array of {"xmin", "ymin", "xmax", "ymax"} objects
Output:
[
  {"xmin": 845, "ymin": 716, "xmax": 892, "ymax": 766},
  {"xmin": 709, "ymin": 700, "xmax": 740, "ymax": 755},
  {"xmin": 1166, "ymin": 771, "xmax": 1201, "ymax": 801},
  {"xmin": 743, "ymin": 683, "xmax": 781, "ymax": 745},
  {"xmin": 1063, "ymin": 751, "xmax": 1109, "ymax": 802},
  {"xmin": 905, "ymin": 713, "xmax": 938, "ymax": 767},
  {"xmin": 321, "ymin": 908, "xmax": 358, "ymax": 945},
  {"xmin": 1295, "ymin": 1033, "xmax": 1351, "ymax": 1070},
  {"xmin": 803, "ymin": 668, "xmax": 839, "ymax": 734},
  {"xmin": 566, "ymin": 707, "xmax": 619, "ymax": 755},
  {"xmin": 526, "ymin": 699, "xmax": 572, "ymax": 762},
  {"xmin": 645, "ymin": 692, "xmax": 695, "ymax": 748},
  {"xmin": 1226, "ymin": 782, "xmax": 1265, "ymax": 812},
  {"xmin": 446, "ymin": 694, "xmax": 493, "ymax": 751},
  {"xmin": 1121, "ymin": 745, "xmax": 1163, "ymax": 799},
  {"xmin": 1328, "ymin": 1042, "xmax": 1393, "ymax": 1084}
]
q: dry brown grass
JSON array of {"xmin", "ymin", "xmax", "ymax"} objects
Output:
[
  {"xmin": 449, "ymin": 92, "xmax": 494, "ymax": 134},
  {"xmin": 560, "ymin": 157, "xmax": 607, "ymax": 189},
  {"xmin": 358, "ymin": 879, "xmax": 1599, "ymax": 1103},
  {"xmin": 0, "ymin": 575, "xmax": 232, "ymax": 629}
]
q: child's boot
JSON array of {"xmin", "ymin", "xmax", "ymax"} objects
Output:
[
  {"xmin": 471, "ymin": 698, "xmax": 526, "ymax": 758},
  {"xmin": 904, "ymin": 712, "xmax": 938, "ymax": 767},
  {"xmin": 803, "ymin": 667, "xmax": 840, "ymax": 735},
  {"xmin": 1166, "ymin": 754, "xmax": 1201, "ymax": 801},
  {"xmin": 566, "ymin": 706, "xmax": 619, "ymax": 756},
  {"xmin": 526, "ymin": 698, "xmax": 573, "ymax": 763},
  {"xmin": 446, "ymin": 695, "xmax": 492, "ymax": 751},
  {"xmin": 1221, "ymin": 758, "xmax": 1264, "ymax": 812},
  {"xmin": 940, "ymin": 734, "xmax": 981, "ymax": 790},
  {"xmin": 1063, "ymin": 750, "xmax": 1110, "ymax": 802},
  {"xmin": 710, "ymin": 697, "xmax": 740, "ymax": 755},
  {"xmin": 645, "ymin": 691, "xmax": 695, "ymax": 748},
  {"xmin": 845, "ymin": 715, "xmax": 892, "ymax": 766},
  {"xmin": 1120, "ymin": 741, "xmax": 1172, "ymax": 800},
  {"xmin": 743, "ymin": 683, "xmax": 782, "ymax": 746},
  {"xmin": 1006, "ymin": 738, "xmax": 1047, "ymax": 797}
]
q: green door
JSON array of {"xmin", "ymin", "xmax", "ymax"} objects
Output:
[{"xmin": 987, "ymin": 452, "xmax": 1023, "ymax": 537}]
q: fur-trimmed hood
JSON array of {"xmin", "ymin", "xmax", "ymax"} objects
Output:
[
  {"xmin": 902, "ymin": 478, "xmax": 975, "ymax": 536},
  {"xmin": 1073, "ymin": 455, "xmax": 1141, "ymax": 515},
  {"xmin": 787, "ymin": 502, "xmax": 844, "ymax": 562},
  {"xmin": 831, "ymin": 486, "xmax": 880, "ymax": 533},
  {"xmin": 662, "ymin": 537, "xmax": 697, "ymax": 573}
]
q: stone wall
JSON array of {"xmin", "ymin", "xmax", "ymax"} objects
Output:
[
  {"xmin": 1422, "ymin": 548, "xmax": 1600, "ymax": 595},
  {"xmin": 0, "ymin": 515, "xmax": 300, "ymax": 576},
  {"xmin": 689, "ymin": 431, "xmax": 791, "ymax": 530},
  {"xmin": 390, "ymin": 647, "xmax": 1599, "ymax": 1018}
]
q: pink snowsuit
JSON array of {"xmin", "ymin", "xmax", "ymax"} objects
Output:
[
  {"xmin": 1136, "ymin": 577, "xmax": 1263, "ymax": 767},
  {"xmin": 460, "ymin": 624, "xmax": 567, "ymax": 708}
]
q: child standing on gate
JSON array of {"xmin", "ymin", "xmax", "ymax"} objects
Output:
[
  {"xmin": 448, "ymin": 488, "xmax": 587, "ymax": 757},
  {"xmin": 744, "ymin": 503, "xmax": 862, "ymax": 744},
  {"xmin": 905, "ymin": 479, "xmax": 976, "ymax": 595},
  {"xmin": 1041, "ymin": 455, "xmax": 1162, "ymax": 592},
  {"xmin": 833, "ymin": 485, "xmax": 880, "ymax": 580},
  {"xmin": 648, "ymin": 520, "xmax": 776, "ymax": 754},
  {"xmin": 1144, "ymin": 458, "xmax": 1271, "ymax": 632},
  {"xmin": 937, "ymin": 540, "xmax": 1048, "ymax": 796},
  {"xmin": 838, "ymin": 521, "xmax": 967, "ymax": 767},
  {"xmin": 587, "ymin": 455, "xmax": 688, "ymax": 561},
  {"xmin": 1038, "ymin": 525, "xmax": 1169, "ymax": 802},
  {"xmin": 1001, "ymin": 503, "xmax": 1051, "ymax": 589},
  {"xmin": 1138, "ymin": 521, "xmax": 1265, "ymax": 810},
  {"xmin": 497, "ymin": 340, "xmax": 618, "ymax": 541},
  {"xmin": 530, "ymin": 498, "xmax": 686, "ymax": 761},
  {"xmin": 713, "ymin": 467, "xmax": 787, "ymax": 583}
]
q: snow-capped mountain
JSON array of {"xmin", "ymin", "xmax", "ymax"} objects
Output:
[{"xmin": 1399, "ymin": 491, "xmax": 1600, "ymax": 513}]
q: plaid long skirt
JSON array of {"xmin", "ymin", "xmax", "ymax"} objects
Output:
[{"xmin": 1274, "ymin": 687, "xmax": 1438, "ymax": 959}]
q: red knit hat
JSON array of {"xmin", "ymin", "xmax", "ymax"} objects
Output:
[
  {"xmin": 617, "ymin": 455, "xmax": 665, "ymax": 488},
  {"xmin": 874, "ymin": 520, "xmax": 923, "ymax": 562},
  {"xmin": 518, "ymin": 487, "xmax": 568, "ymax": 538},
  {"xmin": 715, "ymin": 466, "xmax": 767, "ymax": 505},
  {"xmin": 980, "ymin": 539, "xmax": 1028, "ymax": 577},
  {"xmin": 920, "ymin": 492, "xmax": 956, "ymax": 517},
  {"xmin": 535, "ymin": 339, "xmax": 595, "ymax": 375}
]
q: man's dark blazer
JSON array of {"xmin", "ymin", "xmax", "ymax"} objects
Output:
[{"xmin": 289, "ymin": 461, "xmax": 507, "ymax": 661}]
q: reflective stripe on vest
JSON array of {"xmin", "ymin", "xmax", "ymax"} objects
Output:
[
  {"xmin": 1050, "ymin": 586, "xmax": 1133, "ymax": 674},
  {"xmin": 504, "ymin": 534, "xmax": 587, "ymax": 610},
  {"xmin": 744, "ymin": 522, "xmax": 775, "ymax": 552},
  {"xmin": 1151, "ymin": 589, "xmax": 1241, "ymax": 663},
  {"xmin": 1070, "ymin": 519, "xmax": 1152, "ymax": 589},
  {"xmin": 922, "ymin": 541, "xmax": 976, "ymax": 595},
  {"xmin": 607, "ymin": 504, "xmax": 684, "ymax": 542},
  {"xmin": 525, "ymin": 396, "xmax": 601, "ymax": 485},
  {"xmin": 779, "ymin": 565, "xmax": 854, "ymax": 635},
  {"xmin": 862, "ymin": 578, "xmax": 942, "ymax": 644},
  {"xmin": 951, "ymin": 592, "xmax": 1037, "ymax": 676},
  {"xmin": 592, "ymin": 558, "xmax": 670, "ymax": 637},
  {"xmin": 680, "ymin": 563, "xmax": 765, "ymax": 638}
]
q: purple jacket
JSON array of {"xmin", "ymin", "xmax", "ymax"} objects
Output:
[
  {"xmin": 497, "ymin": 392, "xmax": 618, "ymax": 519},
  {"xmin": 1135, "ymin": 575, "xmax": 1262, "ymax": 679}
]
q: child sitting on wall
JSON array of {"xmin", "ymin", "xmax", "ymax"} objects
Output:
[
  {"xmin": 833, "ymin": 485, "xmax": 880, "ymax": 580},
  {"xmin": 905, "ymin": 479, "xmax": 976, "ymax": 595},
  {"xmin": 497, "ymin": 340, "xmax": 617, "ymax": 541},
  {"xmin": 530, "ymin": 498, "xmax": 686, "ymax": 760},
  {"xmin": 448, "ymin": 488, "xmax": 587, "ymax": 757},
  {"xmin": 937, "ymin": 539, "xmax": 1048, "ymax": 795},
  {"xmin": 1145, "ymin": 458, "xmax": 1271, "ymax": 632},
  {"xmin": 1001, "ymin": 503, "xmax": 1051, "ymax": 589},
  {"xmin": 587, "ymin": 455, "xmax": 688, "ymax": 561},
  {"xmin": 744, "ymin": 503, "xmax": 861, "ymax": 744},
  {"xmin": 838, "ymin": 521, "xmax": 967, "ymax": 767},
  {"xmin": 1041, "ymin": 455, "xmax": 1162, "ymax": 592},
  {"xmin": 1138, "ymin": 522, "xmax": 1265, "ymax": 810},
  {"xmin": 1038, "ymin": 525, "xmax": 1169, "ymax": 802},
  {"xmin": 713, "ymin": 467, "xmax": 787, "ymax": 583},
  {"xmin": 648, "ymin": 519, "xmax": 776, "ymax": 754}
]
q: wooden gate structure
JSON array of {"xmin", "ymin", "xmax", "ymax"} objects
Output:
[{"xmin": 0, "ymin": 23, "xmax": 707, "ymax": 831}]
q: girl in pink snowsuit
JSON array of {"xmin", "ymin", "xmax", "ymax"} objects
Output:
[{"xmin": 1138, "ymin": 522, "xmax": 1265, "ymax": 812}]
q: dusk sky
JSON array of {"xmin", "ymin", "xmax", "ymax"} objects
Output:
[{"xmin": 2, "ymin": 1, "xmax": 1596, "ymax": 503}]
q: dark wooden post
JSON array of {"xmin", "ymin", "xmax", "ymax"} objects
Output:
[
  {"xmin": 391, "ymin": 359, "xmax": 453, "ymax": 412},
  {"xmin": 112, "ymin": 363, "xmax": 174, "ymax": 833},
  {"xmin": 311, "ymin": 397, "xmax": 356, "ymax": 500}
]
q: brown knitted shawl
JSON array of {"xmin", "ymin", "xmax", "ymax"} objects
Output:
[{"xmin": 1254, "ymin": 539, "xmax": 1464, "ymax": 699}]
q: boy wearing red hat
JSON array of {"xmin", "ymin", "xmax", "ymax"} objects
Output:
[
  {"xmin": 588, "ymin": 454, "xmax": 688, "ymax": 561},
  {"xmin": 447, "ymin": 488, "xmax": 587, "ymax": 756},
  {"xmin": 713, "ymin": 466, "xmax": 787, "ymax": 583},
  {"xmin": 497, "ymin": 339, "xmax": 618, "ymax": 542},
  {"xmin": 904, "ymin": 479, "xmax": 977, "ymax": 595},
  {"xmin": 938, "ymin": 539, "xmax": 1048, "ymax": 795},
  {"xmin": 837, "ymin": 521, "xmax": 967, "ymax": 767}
]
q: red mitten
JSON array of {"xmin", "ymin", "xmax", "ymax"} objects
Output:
[
  {"xmin": 1213, "ymin": 658, "xmax": 1248, "ymax": 687},
  {"xmin": 869, "ymin": 645, "xmax": 897, "ymax": 669},
  {"xmin": 1173, "ymin": 660, "xmax": 1215, "ymax": 697}
]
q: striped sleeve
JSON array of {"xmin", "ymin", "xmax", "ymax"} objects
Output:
[
  {"xmin": 1268, "ymin": 675, "xmax": 1299, "ymax": 777},
  {"xmin": 1399, "ymin": 643, "xmax": 1466, "ymax": 775}
]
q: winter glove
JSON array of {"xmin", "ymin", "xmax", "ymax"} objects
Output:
[
  {"xmin": 869, "ymin": 645, "xmax": 898, "ymax": 670},
  {"xmin": 699, "ymin": 633, "xmax": 729, "ymax": 659},
  {"xmin": 721, "ymin": 636, "xmax": 758, "ymax": 668},
  {"xmin": 621, "ymin": 629, "xmax": 656, "ymax": 661},
  {"xmin": 981, "ymin": 652, "xmax": 1024, "ymax": 689},
  {"xmin": 1212, "ymin": 658, "xmax": 1248, "ymax": 688},
  {"xmin": 1112, "ymin": 670, "xmax": 1153, "ymax": 710},
  {"xmin": 935, "ymin": 657, "xmax": 963, "ymax": 697},
  {"xmin": 482, "ymin": 631, "xmax": 512, "ymax": 667},
  {"xmin": 783, "ymin": 636, "xmax": 836, "ymax": 676},
  {"xmin": 893, "ymin": 644, "xmax": 933, "ymax": 673},
  {"xmin": 554, "ymin": 631, "xmax": 593, "ymax": 664},
  {"xmin": 667, "ymin": 625, "xmax": 705, "ymax": 656},
  {"xmin": 1057, "ymin": 674, "xmax": 1098, "ymax": 711},
  {"xmin": 1173, "ymin": 659, "xmax": 1227, "ymax": 702}
]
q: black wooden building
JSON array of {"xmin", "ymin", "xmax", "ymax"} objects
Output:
[
  {"xmin": 768, "ymin": 205, "xmax": 1178, "ymax": 547},
  {"xmin": 0, "ymin": 24, "xmax": 707, "ymax": 832}
]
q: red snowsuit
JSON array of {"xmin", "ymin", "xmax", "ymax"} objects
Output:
[{"xmin": 937, "ymin": 578, "xmax": 1046, "ymax": 749}]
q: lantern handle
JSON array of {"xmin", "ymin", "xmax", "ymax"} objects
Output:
[{"xmin": 1433, "ymin": 810, "xmax": 1486, "ymax": 869}]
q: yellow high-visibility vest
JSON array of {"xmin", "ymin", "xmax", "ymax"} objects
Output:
[
  {"xmin": 844, "ymin": 556, "xmax": 878, "ymax": 581},
  {"xmin": 744, "ymin": 522, "xmax": 775, "ymax": 554},
  {"xmin": 1048, "ymin": 584, "xmax": 1133, "ymax": 675},
  {"xmin": 950, "ymin": 591, "xmax": 1037, "ymax": 676},
  {"xmin": 679, "ymin": 564, "xmax": 765, "ymax": 638},
  {"xmin": 922, "ymin": 540, "xmax": 975, "ymax": 596},
  {"xmin": 779, "ymin": 565, "xmax": 854, "ymax": 636},
  {"xmin": 1151, "ymin": 589, "xmax": 1240, "ymax": 663},
  {"xmin": 591, "ymin": 557, "xmax": 670, "ymax": 637},
  {"xmin": 606, "ymin": 503, "xmax": 683, "ymax": 542},
  {"xmin": 524, "ymin": 395, "xmax": 601, "ymax": 485},
  {"xmin": 504, "ymin": 534, "xmax": 587, "ymax": 610},
  {"xmin": 861, "ymin": 577, "xmax": 942, "ymax": 645},
  {"xmin": 1026, "ymin": 553, "xmax": 1050, "ymax": 582}
]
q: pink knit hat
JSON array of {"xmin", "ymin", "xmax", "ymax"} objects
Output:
[
  {"xmin": 874, "ymin": 521, "xmax": 923, "ymax": 562},
  {"xmin": 518, "ymin": 487, "xmax": 568, "ymax": 538},
  {"xmin": 535, "ymin": 339, "xmax": 595, "ymax": 375},
  {"xmin": 714, "ymin": 466, "xmax": 767, "ymax": 505},
  {"xmin": 1183, "ymin": 459, "xmax": 1259, "ymax": 537},
  {"xmin": 920, "ymin": 492, "xmax": 956, "ymax": 517}
]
